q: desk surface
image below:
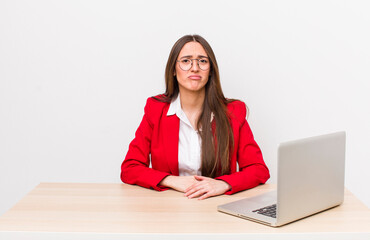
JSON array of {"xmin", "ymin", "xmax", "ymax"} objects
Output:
[{"xmin": 0, "ymin": 183, "xmax": 369, "ymax": 239}]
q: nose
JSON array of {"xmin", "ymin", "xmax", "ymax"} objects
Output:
[{"xmin": 190, "ymin": 59, "xmax": 199, "ymax": 71}]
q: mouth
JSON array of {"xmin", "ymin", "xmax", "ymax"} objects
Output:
[{"xmin": 188, "ymin": 75, "xmax": 201, "ymax": 80}]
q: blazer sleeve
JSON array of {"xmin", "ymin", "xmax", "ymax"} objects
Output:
[
  {"xmin": 120, "ymin": 98, "xmax": 170, "ymax": 191},
  {"xmin": 216, "ymin": 102, "xmax": 270, "ymax": 194}
]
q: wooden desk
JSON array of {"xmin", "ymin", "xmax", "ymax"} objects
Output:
[{"xmin": 0, "ymin": 183, "xmax": 369, "ymax": 239}]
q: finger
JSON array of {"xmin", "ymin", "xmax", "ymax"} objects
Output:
[
  {"xmin": 185, "ymin": 180, "xmax": 207, "ymax": 192},
  {"xmin": 194, "ymin": 175, "xmax": 206, "ymax": 181},
  {"xmin": 198, "ymin": 192, "xmax": 213, "ymax": 200},
  {"xmin": 185, "ymin": 182, "xmax": 199, "ymax": 192},
  {"xmin": 188, "ymin": 189, "xmax": 208, "ymax": 199},
  {"xmin": 184, "ymin": 183, "xmax": 206, "ymax": 197},
  {"xmin": 184, "ymin": 186, "xmax": 198, "ymax": 197}
]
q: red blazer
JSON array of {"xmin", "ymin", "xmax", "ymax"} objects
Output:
[{"xmin": 121, "ymin": 96, "xmax": 270, "ymax": 194}]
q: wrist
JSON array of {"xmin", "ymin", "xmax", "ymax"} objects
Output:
[
  {"xmin": 160, "ymin": 175, "xmax": 175, "ymax": 188},
  {"xmin": 222, "ymin": 181, "xmax": 232, "ymax": 192}
]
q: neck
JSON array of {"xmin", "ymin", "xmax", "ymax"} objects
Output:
[{"xmin": 178, "ymin": 88, "xmax": 205, "ymax": 113}]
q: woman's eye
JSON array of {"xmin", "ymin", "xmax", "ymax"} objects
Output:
[
  {"xmin": 182, "ymin": 59, "xmax": 191, "ymax": 63},
  {"xmin": 200, "ymin": 59, "xmax": 208, "ymax": 63}
]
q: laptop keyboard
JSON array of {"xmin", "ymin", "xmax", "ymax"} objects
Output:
[{"xmin": 252, "ymin": 204, "xmax": 277, "ymax": 218}]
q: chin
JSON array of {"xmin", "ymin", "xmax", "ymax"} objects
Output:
[
  {"xmin": 179, "ymin": 81, "xmax": 206, "ymax": 93},
  {"xmin": 187, "ymin": 86, "xmax": 205, "ymax": 92}
]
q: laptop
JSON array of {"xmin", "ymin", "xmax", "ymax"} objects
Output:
[{"xmin": 218, "ymin": 131, "xmax": 346, "ymax": 227}]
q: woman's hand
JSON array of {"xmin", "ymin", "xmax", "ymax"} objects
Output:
[
  {"xmin": 184, "ymin": 176, "xmax": 231, "ymax": 200},
  {"xmin": 159, "ymin": 175, "xmax": 199, "ymax": 193}
]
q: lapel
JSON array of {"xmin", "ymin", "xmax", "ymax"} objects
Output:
[{"xmin": 163, "ymin": 114, "xmax": 180, "ymax": 176}]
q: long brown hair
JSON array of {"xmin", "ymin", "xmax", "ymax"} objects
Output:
[{"xmin": 154, "ymin": 34, "xmax": 235, "ymax": 178}]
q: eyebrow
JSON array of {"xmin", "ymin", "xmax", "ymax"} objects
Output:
[{"xmin": 179, "ymin": 55, "xmax": 208, "ymax": 59}]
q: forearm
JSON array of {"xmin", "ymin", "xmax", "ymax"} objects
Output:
[
  {"xmin": 216, "ymin": 163, "xmax": 270, "ymax": 194},
  {"xmin": 121, "ymin": 161, "xmax": 170, "ymax": 191},
  {"xmin": 159, "ymin": 175, "xmax": 175, "ymax": 188}
]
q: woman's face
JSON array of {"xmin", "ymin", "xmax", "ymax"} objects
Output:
[{"xmin": 175, "ymin": 41, "xmax": 210, "ymax": 94}]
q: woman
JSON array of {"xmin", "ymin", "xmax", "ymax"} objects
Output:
[{"xmin": 121, "ymin": 34, "xmax": 269, "ymax": 200}]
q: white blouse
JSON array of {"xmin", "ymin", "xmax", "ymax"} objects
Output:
[{"xmin": 167, "ymin": 94, "xmax": 202, "ymax": 176}]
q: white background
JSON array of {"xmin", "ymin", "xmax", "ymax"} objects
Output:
[{"xmin": 1, "ymin": 0, "xmax": 369, "ymax": 215}]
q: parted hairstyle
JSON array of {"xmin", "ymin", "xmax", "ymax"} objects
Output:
[{"xmin": 153, "ymin": 34, "xmax": 237, "ymax": 178}]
